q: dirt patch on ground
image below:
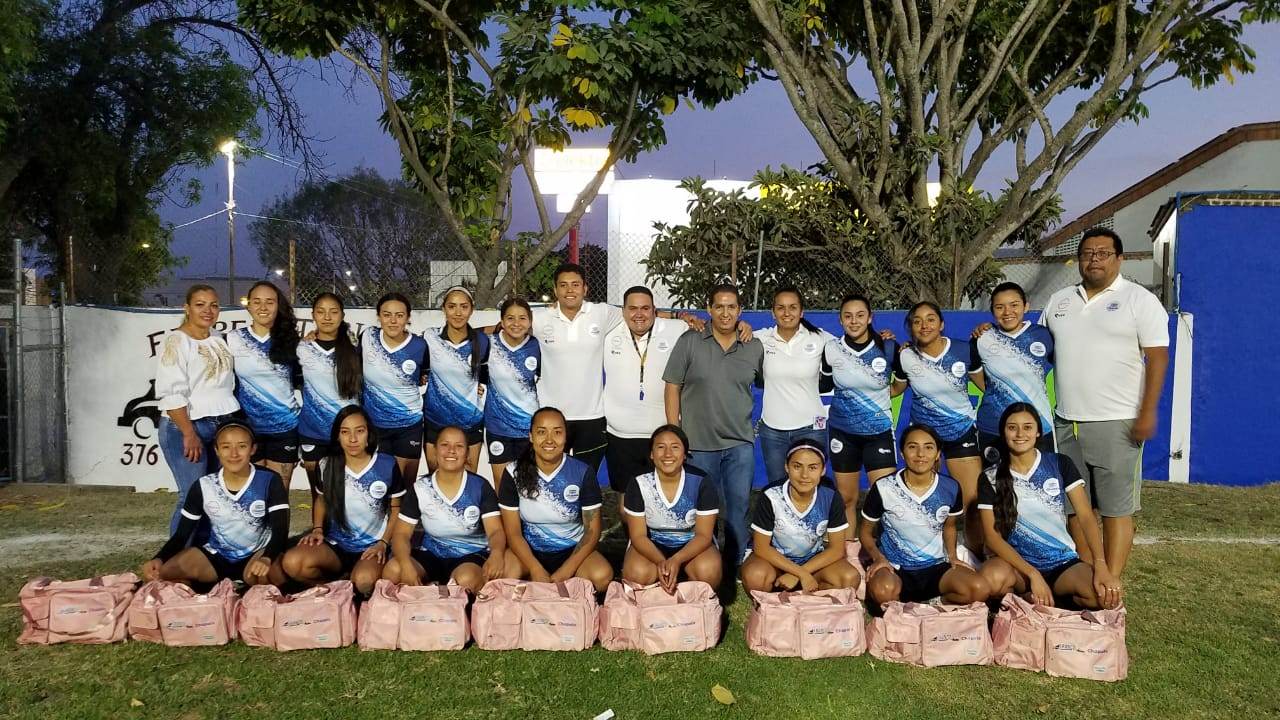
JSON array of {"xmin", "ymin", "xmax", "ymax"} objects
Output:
[{"xmin": 0, "ymin": 531, "xmax": 169, "ymax": 569}]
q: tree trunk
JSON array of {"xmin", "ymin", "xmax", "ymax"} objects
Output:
[{"xmin": 0, "ymin": 149, "xmax": 32, "ymax": 208}]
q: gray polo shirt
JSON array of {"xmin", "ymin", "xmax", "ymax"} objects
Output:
[{"xmin": 663, "ymin": 327, "xmax": 764, "ymax": 451}]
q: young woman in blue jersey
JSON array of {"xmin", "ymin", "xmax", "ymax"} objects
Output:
[
  {"xmin": 978, "ymin": 403, "xmax": 1122, "ymax": 609},
  {"xmin": 969, "ymin": 282, "xmax": 1056, "ymax": 465},
  {"xmin": 363, "ymin": 292, "xmax": 429, "ymax": 481},
  {"xmin": 482, "ymin": 297, "xmax": 540, "ymax": 489},
  {"xmin": 892, "ymin": 301, "xmax": 985, "ymax": 551},
  {"xmin": 297, "ymin": 293, "xmax": 362, "ymax": 496},
  {"xmin": 821, "ymin": 293, "xmax": 902, "ymax": 526},
  {"xmin": 281, "ymin": 406, "xmax": 403, "ymax": 595},
  {"xmin": 622, "ymin": 425, "xmax": 722, "ymax": 592},
  {"xmin": 227, "ymin": 281, "xmax": 301, "ymax": 485},
  {"xmin": 385, "ymin": 425, "xmax": 508, "ymax": 593},
  {"xmin": 860, "ymin": 424, "xmax": 991, "ymax": 607},
  {"xmin": 740, "ymin": 439, "xmax": 861, "ymax": 593},
  {"xmin": 498, "ymin": 407, "xmax": 613, "ymax": 592},
  {"xmin": 141, "ymin": 422, "xmax": 289, "ymax": 587},
  {"xmin": 423, "ymin": 287, "xmax": 489, "ymax": 473}
]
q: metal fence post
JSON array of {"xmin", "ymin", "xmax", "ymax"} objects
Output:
[
  {"xmin": 59, "ymin": 281, "xmax": 69, "ymax": 483},
  {"xmin": 12, "ymin": 236, "xmax": 23, "ymax": 483},
  {"xmin": 752, "ymin": 229, "xmax": 765, "ymax": 309}
]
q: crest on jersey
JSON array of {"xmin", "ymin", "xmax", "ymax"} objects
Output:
[
  {"xmin": 463, "ymin": 505, "xmax": 481, "ymax": 523},
  {"xmin": 369, "ymin": 481, "xmax": 388, "ymax": 499},
  {"xmin": 935, "ymin": 506, "xmax": 950, "ymax": 523},
  {"xmin": 871, "ymin": 357, "xmax": 888, "ymax": 373},
  {"xmin": 1106, "ymin": 302, "xmax": 1121, "ymax": 312},
  {"xmin": 1056, "ymin": 298, "xmax": 1071, "ymax": 311},
  {"xmin": 401, "ymin": 360, "xmax": 417, "ymax": 375},
  {"xmin": 249, "ymin": 500, "xmax": 267, "ymax": 518},
  {"xmin": 684, "ymin": 509, "xmax": 697, "ymax": 525},
  {"xmin": 1029, "ymin": 341, "xmax": 1047, "ymax": 358},
  {"xmin": 524, "ymin": 356, "xmax": 538, "ymax": 371},
  {"xmin": 804, "ymin": 342, "xmax": 818, "ymax": 354},
  {"xmin": 1042, "ymin": 478, "xmax": 1061, "ymax": 496},
  {"xmin": 829, "ymin": 438, "xmax": 844, "ymax": 454},
  {"xmin": 951, "ymin": 361, "xmax": 967, "ymax": 377},
  {"xmin": 816, "ymin": 520, "xmax": 829, "ymax": 535},
  {"xmin": 563, "ymin": 484, "xmax": 581, "ymax": 502},
  {"xmin": 489, "ymin": 441, "xmax": 505, "ymax": 457}
]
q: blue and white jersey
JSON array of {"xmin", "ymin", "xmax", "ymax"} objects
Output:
[
  {"xmin": 226, "ymin": 328, "xmax": 299, "ymax": 435},
  {"xmin": 822, "ymin": 336, "xmax": 896, "ymax": 435},
  {"xmin": 751, "ymin": 481, "xmax": 848, "ymax": 564},
  {"xmin": 186, "ymin": 467, "xmax": 288, "ymax": 562},
  {"xmin": 973, "ymin": 322, "xmax": 1055, "ymax": 436},
  {"xmin": 297, "ymin": 338, "xmax": 359, "ymax": 440},
  {"xmin": 497, "ymin": 456, "xmax": 603, "ymax": 553},
  {"xmin": 399, "ymin": 471, "xmax": 499, "ymax": 559},
  {"xmin": 893, "ymin": 339, "xmax": 979, "ymax": 441},
  {"xmin": 861, "ymin": 471, "xmax": 963, "ymax": 571},
  {"xmin": 318, "ymin": 453, "xmax": 404, "ymax": 553},
  {"xmin": 482, "ymin": 332, "xmax": 541, "ymax": 438},
  {"xmin": 423, "ymin": 327, "xmax": 489, "ymax": 431},
  {"xmin": 978, "ymin": 451, "xmax": 1083, "ymax": 570},
  {"xmin": 622, "ymin": 468, "xmax": 719, "ymax": 549},
  {"xmin": 360, "ymin": 327, "xmax": 428, "ymax": 429}
]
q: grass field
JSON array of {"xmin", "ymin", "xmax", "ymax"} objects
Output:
[{"xmin": 2, "ymin": 482, "xmax": 1278, "ymax": 720}]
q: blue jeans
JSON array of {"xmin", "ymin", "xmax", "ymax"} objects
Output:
[
  {"xmin": 158, "ymin": 415, "xmax": 226, "ymax": 534},
  {"xmin": 686, "ymin": 442, "xmax": 755, "ymax": 565},
  {"xmin": 757, "ymin": 422, "xmax": 827, "ymax": 487}
]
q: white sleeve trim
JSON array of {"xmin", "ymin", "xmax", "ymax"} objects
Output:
[
  {"xmin": 976, "ymin": 503, "xmax": 994, "ymax": 510},
  {"xmin": 181, "ymin": 509, "xmax": 202, "ymax": 521},
  {"xmin": 498, "ymin": 503, "xmax": 519, "ymax": 511},
  {"xmin": 480, "ymin": 511, "xmax": 501, "ymax": 519},
  {"xmin": 948, "ymin": 509, "xmax": 964, "ymax": 516},
  {"xmin": 1064, "ymin": 479, "xmax": 1086, "ymax": 492},
  {"xmin": 749, "ymin": 523, "xmax": 773, "ymax": 536},
  {"xmin": 396, "ymin": 513, "xmax": 420, "ymax": 525},
  {"xmin": 391, "ymin": 490, "xmax": 407, "ymax": 498},
  {"xmin": 622, "ymin": 508, "xmax": 646, "ymax": 517},
  {"xmin": 826, "ymin": 522, "xmax": 849, "ymax": 534},
  {"xmin": 267, "ymin": 504, "xmax": 290, "ymax": 513},
  {"xmin": 695, "ymin": 509, "xmax": 719, "ymax": 516},
  {"xmin": 859, "ymin": 511, "xmax": 880, "ymax": 522},
  {"xmin": 580, "ymin": 503, "xmax": 603, "ymax": 511},
  {"xmin": 968, "ymin": 367, "xmax": 983, "ymax": 374}
]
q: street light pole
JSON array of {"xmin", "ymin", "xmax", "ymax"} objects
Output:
[{"xmin": 219, "ymin": 139, "xmax": 237, "ymax": 303}]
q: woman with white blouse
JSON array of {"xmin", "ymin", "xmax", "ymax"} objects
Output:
[{"xmin": 154, "ymin": 284, "xmax": 241, "ymax": 532}]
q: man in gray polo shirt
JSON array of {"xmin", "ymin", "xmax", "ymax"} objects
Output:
[{"xmin": 664, "ymin": 283, "xmax": 764, "ymax": 566}]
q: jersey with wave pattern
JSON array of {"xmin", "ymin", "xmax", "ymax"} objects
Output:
[
  {"xmin": 624, "ymin": 468, "xmax": 717, "ymax": 548},
  {"xmin": 227, "ymin": 328, "xmax": 299, "ymax": 435},
  {"xmin": 297, "ymin": 340, "xmax": 359, "ymax": 440},
  {"xmin": 980, "ymin": 452, "xmax": 1082, "ymax": 570},
  {"xmin": 895, "ymin": 339, "xmax": 978, "ymax": 441},
  {"xmin": 406, "ymin": 471, "xmax": 499, "ymax": 559},
  {"xmin": 823, "ymin": 336, "xmax": 895, "ymax": 435},
  {"xmin": 199, "ymin": 468, "xmax": 284, "ymax": 561},
  {"xmin": 866, "ymin": 471, "xmax": 962, "ymax": 570},
  {"xmin": 321, "ymin": 453, "xmax": 402, "ymax": 552},
  {"xmin": 360, "ymin": 327, "xmax": 427, "ymax": 429},
  {"xmin": 752, "ymin": 481, "xmax": 847, "ymax": 563},
  {"xmin": 498, "ymin": 456, "xmax": 602, "ymax": 553},
  {"xmin": 423, "ymin": 328, "xmax": 488, "ymax": 430},
  {"xmin": 483, "ymin": 333, "xmax": 541, "ymax": 438},
  {"xmin": 974, "ymin": 323, "xmax": 1055, "ymax": 435}
]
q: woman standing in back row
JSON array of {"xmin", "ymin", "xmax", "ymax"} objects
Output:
[
  {"xmin": 297, "ymin": 293, "xmax": 363, "ymax": 496},
  {"xmin": 362, "ymin": 292, "xmax": 429, "ymax": 482}
]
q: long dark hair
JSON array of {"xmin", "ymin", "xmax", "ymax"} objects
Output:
[
  {"xmin": 442, "ymin": 287, "xmax": 481, "ymax": 378},
  {"xmin": 497, "ymin": 297, "xmax": 533, "ymax": 339},
  {"xmin": 772, "ymin": 286, "xmax": 821, "ymax": 334},
  {"xmin": 840, "ymin": 293, "xmax": 884, "ymax": 352},
  {"xmin": 321, "ymin": 405, "xmax": 380, "ymax": 534},
  {"xmin": 906, "ymin": 300, "xmax": 945, "ymax": 356},
  {"xmin": 313, "ymin": 293, "xmax": 362, "ymax": 400},
  {"xmin": 990, "ymin": 402, "xmax": 1041, "ymax": 538},
  {"xmin": 247, "ymin": 281, "xmax": 300, "ymax": 368},
  {"xmin": 899, "ymin": 423, "xmax": 943, "ymax": 452},
  {"xmin": 513, "ymin": 407, "xmax": 566, "ymax": 499}
]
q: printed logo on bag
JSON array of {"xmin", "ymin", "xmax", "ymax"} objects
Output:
[
  {"xmin": 1094, "ymin": 664, "xmax": 1109, "ymax": 674},
  {"xmin": 685, "ymin": 509, "xmax": 697, "ymax": 524},
  {"xmin": 249, "ymin": 500, "xmax": 267, "ymax": 517},
  {"xmin": 489, "ymin": 441, "xmax": 505, "ymax": 456},
  {"xmin": 524, "ymin": 356, "xmax": 539, "ymax": 371},
  {"xmin": 829, "ymin": 438, "xmax": 844, "ymax": 454},
  {"xmin": 369, "ymin": 480, "xmax": 388, "ymax": 499},
  {"xmin": 935, "ymin": 506, "xmax": 950, "ymax": 522},
  {"xmin": 401, "ymin": 360, "xmax": 417, "ymax": 375},
  {"xmin": 871, "ymin": 357, "xmax": 888, "ymax": 373},
  {"xmin": 1029, "ymin": 341, "xmax": 1047, "ymax": 357},
  {"xmin": 1042, "ymin": 478, "xmax": 1061, "ymax": 496},
  {"xmin": 464, "ymin": 505, "xmax": 481, "ymax": 523},
  {"xmin": 563, "ymin": 484, "xmax": 580, "ymax": 502},
  {"xmin": 951, "ymin": 361, "xmax": 967, "ymax": 377},
  {"xmin": 57, "ymin": 606, "xmax": 85, "ymax": 615}
]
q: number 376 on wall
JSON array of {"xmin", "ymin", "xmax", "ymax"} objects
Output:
[{"xmin": 120, "ymin": 443, "xmax": 160, "ymax": 466}]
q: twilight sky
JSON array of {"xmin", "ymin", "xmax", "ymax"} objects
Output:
[{"xmin": 162, "ymin": 23, "xmax": 1280, "ymax": 280}]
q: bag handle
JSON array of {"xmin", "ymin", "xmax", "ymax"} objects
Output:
[
  {"xmin": 437, "ymin": 584, "xmax": 452, "ymax": 599},
  {"xmin": 555, "ymin": 581, "xmax": 570, "ymax": 599},
  {"xmin": 779, "ymin": 591, "xmax": 839, "ymax": 606}
]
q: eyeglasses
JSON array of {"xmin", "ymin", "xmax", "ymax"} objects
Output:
[{"xmin": 1079, "ymin": 249, "xmax": 1117, "ymax": 261}]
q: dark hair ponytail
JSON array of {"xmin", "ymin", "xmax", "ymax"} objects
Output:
[
  {"xmin": 773, "ymin": 286, "xmax": 821, "ymax": 334},
  {"xmin": 247, "ymin": 281, "xmax": 301, "ymax": 367},
  {"xmin": 442, "ymin": 288, "xmax": 481, "ymax": 378},
  {"xmin": 314, "ymin": 293, "xmax": 362, "ymax": 400},
  {"xmin": 514, "ymin": 407, "xmax": 566, "ymax": 499},
  {"xmin": 321, "ymin": 405, "xmax": 380, "ymax": 534},
  {"xmin": 840, "ymin": 293, "xmax": 883, "ymax": 352},
  {"xmin": 991, "ymin": 402, "xmax": 1042, "ymax": 538}
]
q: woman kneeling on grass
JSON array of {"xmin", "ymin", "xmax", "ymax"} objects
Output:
[
  {"xmin": 383, "ymin": 425, "xmax": 508, "ymax": 593},
  {"xmin": 498, "ymin": 407, "xmax": 613, "ymax": 592},
  {"xmin": 141, "ymin": 422, "xmax": 288, "ymax": 587},
  {"xmin": 977, "ymin": 403, "xmax": 1123, "ymax": 609},
  {"xmin": 859, "ymin": 424, "xmax": 990, "ymax": 607},
  {"xmin": 621, "ymin": 424, "xmax": 722, "ymax": 592},
  {"xmin": 740, "ymin": 439, "xmax": 860, "ymax": 593},
  {"xmin": 281, "ymin": 406, "xmax": 403, "ymax": 595}
]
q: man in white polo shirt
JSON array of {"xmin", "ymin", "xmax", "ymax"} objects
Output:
[
  {"xmin": 603, "ymin": 286, "xmax": 688, "ymax": 493},
  {"xmin": 1040, "ymin": 227, "xmax": 1169, "ymax": 578}
]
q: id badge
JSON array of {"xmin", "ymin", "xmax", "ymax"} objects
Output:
[{"xmin": 812, "ymin": 416, "xmax": 827, "ymax": 430}]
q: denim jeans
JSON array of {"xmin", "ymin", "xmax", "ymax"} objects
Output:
[
  {"xmin": 158, "ymin": 415, "xmax": 227, "ymax": 533},
  {"xmin": 686, "ymin": 442, "xmax": 755, "ymax": 565},
  {"xmin": 757, "ymin": 422, "xmax": 827, "ymax": 487}
]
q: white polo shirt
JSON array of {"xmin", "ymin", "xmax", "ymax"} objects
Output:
[
  {"xmin": 757, "ymin": 325, "xmax": 832, "ymax": 431},
  {"xmin": 533, "ymin": 302, "xmax": 624, "ymax": 421},
  {"xmin": 603, "ymin": 318, "xmax": 688, "ymax": 438},
  {"xmin": 1040, "ymin": 276, "xmax": 1169, "ymax": 422}
]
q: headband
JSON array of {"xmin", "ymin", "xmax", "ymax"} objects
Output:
[
  {"xmin": 444, "ymin": 286, "xmax": 474, "ymax": 301},
  {"xmin": 786, "ymin": 440, "xmax": 826, "ymax": 464},
  {"xmin": 214, "ymin": 420, "xmax": 257, "ymax": 443}
]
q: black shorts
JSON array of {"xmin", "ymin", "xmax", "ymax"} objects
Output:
[
  {"xmin": 198, "ymin": 546, "xmax": 254, "ymax": 582},
  {"xmin": 565, "ymin": 417, "xmax": 608, "ymax": 470},
  {"xmin": 297, "ymin": 436, "xmax": 335, "ymax": 462},
  {"xmin": 485, "ymin": 431, "xmax": 528, "ymax": 464},
  {"xmin": 410, "ymin": 548, "xmax": 488, "ymax": 583},
  {"xmin": 531, "ymin": 547, "xmax": 576, "ymax": 575},
  {"xmin": 897, "ymin": 561, "xmax": 951, "ymax": 603},
  {"xmin": 828, "ymin": 427, "xmax": 897, "ymax": 474},
  {"xmin": 376, "ymin": 421, "xmax": 424, "ymax": 460},
  {"xmin": 977, "ymin": 431, "xmax": 1058, "ymax": 467},
  {"xmin": 939, "ymin": 426, "xmax": 981, "ymax": 460},
  {"xmin": 330, "ymin": 544, "xmax": 374, "ymax": 574},
  {"xmin": 1037, "ymin": 558, "xmax": 1082, "ymax": 590},
  {"xmin": 424, "ymin": 422, "xmax": 484, "ymax": 446},
  {"xmin": 605, "ymin": 433, "xmax": 652, "ymax": 493},
  {"xmin": 253, "ymin": 429, "xmax": 300, "ymax": 464}
]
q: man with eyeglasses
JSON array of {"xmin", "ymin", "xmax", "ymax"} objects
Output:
[{"xmin": 1039, "ymin": 227, "xmax": 1168, "ymax": 579}]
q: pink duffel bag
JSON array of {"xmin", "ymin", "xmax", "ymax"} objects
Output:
[
  {"xmin": 237, "ymin": 580, "xmax": 357, "ymax": 651},
  {"xmin": 128, "ymin": 579, "xmax": 239, "ymax": 646},
  {"xmin": 18, "ymin": 572, "xmax": 139, "ymax": 645},
  {"xmin": 745, "ymin": 588, "xmax": 865, "ymax": 659},
  {"xmin": 865, "ymin": 601, "xmax": 993, "ymax": 666},
  {"xmin": 992, "ymin": 593, "xmax": 1129, "ymax": 681},
  {"xmin": 471, "ymin": 578, "xmax": 598, "ymax": 651},
  {"xmin": 358, "ymin": 580, "xmax": 470, "ymax": 651},
  {"xmin": 599, "ymin": 581, "xmax": 721, "ymax": 654}
]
